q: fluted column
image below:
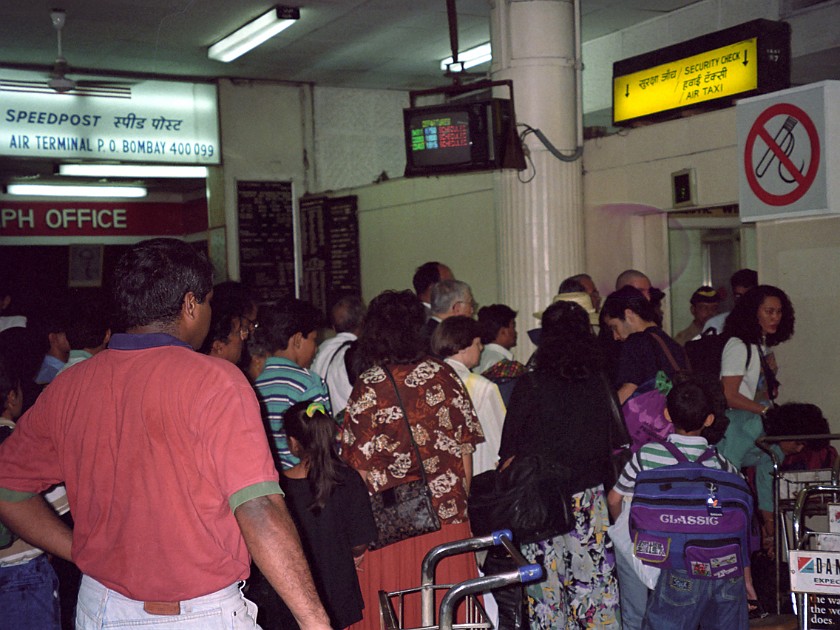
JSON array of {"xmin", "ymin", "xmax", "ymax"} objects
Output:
[{"xmin": 491, "ymin": 0, "xmax": 584, "ymax": 359}]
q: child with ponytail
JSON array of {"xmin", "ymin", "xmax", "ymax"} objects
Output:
[{"xmin": 281, "ymin": 401, "xmax": 377, "ymax": 629}]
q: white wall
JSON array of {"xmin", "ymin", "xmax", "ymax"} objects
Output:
[
  {"xmin": 583, "ymin": 106, "xmax": 739, "ymax": 334},
  {"xmin": 584, "ymin": 103, "xmax": 840, "ymax": 426},
  {"xmin": 758, "ymin": 217, "xmax": 840, "ymax": 430},
  {"xmin": 312, "ymin": 87, "xmax": 409, "ymax": 192},
  {"xmin": 349, "ymin": 172, "xmax": 498, "ymax": 308}
]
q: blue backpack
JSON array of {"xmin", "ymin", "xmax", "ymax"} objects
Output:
[{"xmin": 629, "ymin": 440, "xmax": 754, "ymax": 580}]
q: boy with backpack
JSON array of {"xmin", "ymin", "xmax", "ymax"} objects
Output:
[{"xmin": 607, "ymin": 374, "xmax": 753, "ymax": 630}]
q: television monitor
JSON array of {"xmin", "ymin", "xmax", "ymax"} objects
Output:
[{"xmin": 403, "ymin": 98, "xmax": 522, "ymax": 177}]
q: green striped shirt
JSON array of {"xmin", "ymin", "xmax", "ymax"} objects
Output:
[{"xmin": 613, "ymin": 434, "xmax": 740, "ymax": 497}]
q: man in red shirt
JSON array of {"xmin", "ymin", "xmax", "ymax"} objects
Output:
[{"xmin": 0, "ymin": 238, "xmax": 330, "ymax": 629}]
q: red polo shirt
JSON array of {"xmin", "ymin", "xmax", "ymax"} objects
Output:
[{"xmin": 0, "ymin": 333, "xmax": 281, "ymax": 601}]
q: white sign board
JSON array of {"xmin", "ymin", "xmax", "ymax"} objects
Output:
[
  {"xmin": 0, "ymin": 69, "xmax": 220, "ymax": 164},
  {"xmin": 737, "ymin": 81, "xmax": 839, "ymax": 221},
  {"xmin": 790, "ymin": 551, "xmax": 840, "ymax": 593}
]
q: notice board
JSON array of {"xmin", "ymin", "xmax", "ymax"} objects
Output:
[
  {"xmin": 299, "ymin": 195, "xmax": 360, "ymax": 315},
  {"xmin": 237, "ymin": 180, "xmax": 296, "ymax": 303}
]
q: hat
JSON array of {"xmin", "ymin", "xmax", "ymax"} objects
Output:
[
  {"xmin": 690, "ymin": 286, "xmax": 721, "ymax": 305},
  {"xmin": 534, "ymin": 291, "xmax": 599, "ymax": 327}
]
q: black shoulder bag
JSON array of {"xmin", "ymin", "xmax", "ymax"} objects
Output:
[{"xmin": 367, "ymin": 365, "xmax": 441, "ymax": 550}]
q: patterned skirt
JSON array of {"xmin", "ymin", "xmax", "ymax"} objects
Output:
[{"xmin": 521, "ymin": 485, "xmax": 620, "ymax": 629}]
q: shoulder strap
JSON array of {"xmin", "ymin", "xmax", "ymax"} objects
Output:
[
  {"xmin": 325, "ymin": 339, "xmax": 353, "ymax": 378},
  {"xmin": 660, "ymin": 439, "xmax": 716, "ymax": 465},
  {"xmin": 646, "ymin": 329, "xmax": 686, "ymax": 372},
  {"xmin": 382, "ymin": 365, "xmax": 429, "ymax": 485},
  {"xmin": 756, "ymin": 343, "xmax": 779, "ymax": 401},
  {"xmin": 695, "ymin": 447, "xmax": 718, "ymax": 464}
]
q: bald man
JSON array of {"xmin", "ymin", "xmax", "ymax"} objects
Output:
[{"xmin": 615, "ymin": 269, "xmax": 651, "ymax": 301}]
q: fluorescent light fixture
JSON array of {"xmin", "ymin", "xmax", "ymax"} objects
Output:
[
  {"xmin": 59, "ymin": 164, "xmax": 209, "ymax": 178},
  {"xmin": 6, "ymin": 184, "xmax": 147, "ymax": 198},
  {"xmin": 440, "ymin": 43, "xmax": 492, "ymax": 72},
  {"xmin": 208, "ymin": 6, "xmax": 300, "ymax": 62}
]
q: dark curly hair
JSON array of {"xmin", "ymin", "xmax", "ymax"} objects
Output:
[
  {"xmin": 722, "ymin": 285, "xmax": 794, "ymax": 347},
  {"xmin": 354, "ymin": 290, "xmax": 426, "ymax": 369},
  {"xmin": 532, "ymin": 301, "xmax": 602, "ymax": 380},
  {"xmin": 110, "ymin": 238, "xmax": 213, "ymax": 331}
]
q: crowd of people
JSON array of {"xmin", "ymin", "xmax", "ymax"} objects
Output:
[{"xmin": 0, "ymin": 239, "xmax": 829, "ymax": 630}]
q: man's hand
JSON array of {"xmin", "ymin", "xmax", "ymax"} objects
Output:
[{"xmin": 235, "ymin": 494, "xmax": 331, "ymax": 630}]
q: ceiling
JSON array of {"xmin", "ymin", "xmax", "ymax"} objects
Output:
[
  {"xmin": 0, "ymin": 0, "xmax": 707, "ymax": 90},
  {"xmin": 0, "ymin": 0, "xmax": 836, "ymax": 195}
]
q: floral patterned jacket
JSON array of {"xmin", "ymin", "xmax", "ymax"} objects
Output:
[{"xmin": 342, "ymin": 358, "xmax": 484, "ymax": 524}]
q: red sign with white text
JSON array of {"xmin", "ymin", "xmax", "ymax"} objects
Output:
[{"xmin": 0, "ymin": 200, "xmax": 207, "ymax": 237}]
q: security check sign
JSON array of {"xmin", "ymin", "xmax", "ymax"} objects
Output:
[{"xmin": 738, "ymin": 81, "xmax": 839, "ymax": 221}]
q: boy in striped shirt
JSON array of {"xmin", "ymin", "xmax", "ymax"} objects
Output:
[{"xmin": 608, "ymin": 375, "xmax": 751, "ymax": 630}]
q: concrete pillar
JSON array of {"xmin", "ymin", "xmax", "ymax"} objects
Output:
[{"xmin": 490, "ymin": 0, "xmax": 584, "ymax": 359}]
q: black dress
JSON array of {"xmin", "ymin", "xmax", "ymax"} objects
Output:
[{"xmin": 281, "ymin": 466, "xmax": 377, "ymax": 629}]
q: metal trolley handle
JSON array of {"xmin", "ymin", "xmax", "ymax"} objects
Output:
[{"xmin": 420, "ymin": 529, "xmax": 544, "ymax": 629}]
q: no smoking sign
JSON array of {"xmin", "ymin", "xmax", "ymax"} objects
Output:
[
  {"xmin": 744, "ymin": 103, "xmax": 820, "ymax": 206},
  {"xmin": 737, "ymin": 83, "xmax": 836, "ymax": 221}
]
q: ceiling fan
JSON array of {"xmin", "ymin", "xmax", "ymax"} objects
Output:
[
  {"xmin": 35, "ymin": 8, "xmax": 133, "ymax": 98},
  {"xmin": 48, "ymin": 9, "xmax": 76, "ymax": 92}
]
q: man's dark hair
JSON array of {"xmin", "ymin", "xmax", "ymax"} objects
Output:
[
  {"xmin": 558, "ymin": 274, "xmax": 589, "ymax": 294},
  {"xmin": 199, "ymin": 289, "xmax": 242, "ymax": 355},
  {"xmin": 431, "ymin": 316, "xmax": 481, "ymax": 358},
  {"xmin": 722, "ymin": 285, "xmax": 795, "ymax": 347},
  {"xmin": 730, "ymin": 268, "xmax": 758, "ymax": 291},
  {"xmin": 257, "ymin": 299, "xmax": 323, "ymax": 354},
  {"xmin": 413, "ymin": 261, "xmax": 444, "ymax": 296},
  {"xmin": 666, "ymin": 373, "xmax": 726, "ymax": 433},
  {"xmin": 765, "ymin": 403, "xmax": 830, "ymax": 449},
  {"xmin": 477, "ymin": 304, "xmax": 517, "ymax": 345},
  {"xmin": 211, "ymin": 281, "xmax": 256, "ymax": 319},
  {"xmin": 331, "ymin": 295, "xmax": 366, "ymax": 333},
  {"xmin": 601, "ymin": 286, "xmax": 657, "ymax": 323},
  {"xmin": 111, "ymin": 238, "xmax": 213, "ymax": 330},
  {"xmin": 65, "ymin": 291, "xmax": 110, "ymax": 349}
]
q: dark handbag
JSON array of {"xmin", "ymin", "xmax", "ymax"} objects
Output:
[
  {"xmin": 367, "ymin": 366, "xmax": 441, "ymax": 550},
  {"xmin": 468, "ymin": 454, "xmax": 574, "ymax": 544}
]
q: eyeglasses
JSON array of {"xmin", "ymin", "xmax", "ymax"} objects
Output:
[{"xmin": 241, "ymin": 316, "xmax": 259, "ymax": 332}]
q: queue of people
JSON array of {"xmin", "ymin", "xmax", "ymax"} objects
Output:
[{"xmin": 0, "ymin": 243, "xmax": 825, "ymax": 630}]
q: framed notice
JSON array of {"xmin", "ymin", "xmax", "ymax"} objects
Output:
[
  {"xmin": 299, "ymin": 195, "xmax": 361, "ymax": 315},
  {"xmin": 236, "ymin": 181, "xmax": 296, "ymax": 303},
  {"xmin": 68, "ymin": 244, "xmax": 103, "ymax": 287}
]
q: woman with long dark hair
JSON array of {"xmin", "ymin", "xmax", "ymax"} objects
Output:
[
  {"xmin": 280, "ymin": 400, "xmax": 377, "ymax": 629},
  {"xmin": 499, "ymin": 300, "xmax": 620, "ymax": 629},
  {"xmin": 341, "ymin": 290, "xmax": 484, "ymax": 630},
  {"xmin": 717, "ymin": 285, "xmax": 795, "ymax": 553}
]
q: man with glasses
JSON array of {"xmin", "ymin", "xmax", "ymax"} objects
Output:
[
  {"xmin": 0, "ymin": 239, "xmax": 330, "ymax": 629},
  {"xmin": 422, "ymin": 279, "xmax": 477, "ymax": 343}
]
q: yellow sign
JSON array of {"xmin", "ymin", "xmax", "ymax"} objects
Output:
[{"xmin": 614, "ymin": 38, "xmax": 758, "ymax": 123}]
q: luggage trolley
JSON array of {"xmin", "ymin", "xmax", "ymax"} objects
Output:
[
  {"xmin": 790, "ymin": 484, "xmax": 840, "ymax": 629},
  {"xmin": 378, "ymin": 530, "xmax": 543, "ymax": 630},
  {"xmin": 756, "ymin": 433, "xmax": 840, "ymax": 615}
]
